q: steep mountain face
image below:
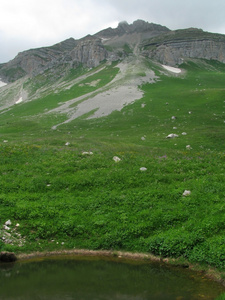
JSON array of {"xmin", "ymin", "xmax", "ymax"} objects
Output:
[
  {"xmin": 94, "ymin": 20, "xmax": 170, "ymax": 53},
  {"xmin": 142, "ymin": 28, "xmax": 225, "ymax": 66},
  {"xmin": 0, "ymin": 36, "xmax": 113, "ymax": 83},
  {"xmin": 69, "ymin": 37, "xmax": 109, "ymax": 68},
  {"xmin": 0, "ymin": 38, "xmax": 77, "ymax": 82},
  {"xmin": 0, "ymin": 20, "xmax": 225, "ymax": 83}
]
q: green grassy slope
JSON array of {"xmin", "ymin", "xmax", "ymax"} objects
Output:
[{"xmin": 0, "ymin": 59, "xmax": 225, "ymax": 272}]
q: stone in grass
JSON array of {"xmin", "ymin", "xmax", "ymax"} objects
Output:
[
  {"xmin": 183, "ymin": 190, "xmax": 191, "ymax": 196},
  {"xmin": 82, "ymin": 151, "xmax": 93, "ymax": 155},
  {"xmin": 186, "ymin": 145, "xmax": 192, "ymax": 150},
  {"xmin": 0, "ymin": 252, "xmax": 17, "ymax": 262},
  {"xmin": 140, "ymin": 167, "xmax": 147, "ymax": 171},
  {"xmin": 166, "ymin": 133, "xmax": 179, "ymax": 138},
  {"xmin": 113, "ymin": 156, "xmax": 121, "ymax": 163},
  {"xmin": 5, "ymin": 220, "xmax": 12, "ymax": 226}
]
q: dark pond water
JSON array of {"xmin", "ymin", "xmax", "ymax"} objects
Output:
[{"xmin": 0, "ymin": 255, "xmax": 224, "ymax": 300}]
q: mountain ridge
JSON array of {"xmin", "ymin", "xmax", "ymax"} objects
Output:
[{"xmin": 1, "ymin": 19, "xmax": 225, "ymax": 83}]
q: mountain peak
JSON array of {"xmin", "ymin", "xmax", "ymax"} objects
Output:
[
  {"xmin": 117, "ymin": 19, "xmax": 170, "ymax": 34},
  {"xmin": 131, "ymin": 19, "xmax": 169, "ymax": 32},
  {"xmin": 117, "ymin": 20, "xmax": 129, "ymax": 31},
  {"xmin": 95, "ymin": 19, "xmax": 170, "ymax": 40}
]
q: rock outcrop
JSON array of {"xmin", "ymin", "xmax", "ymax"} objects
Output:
[
  {"xmin": 0, "ymin": 252, "xmax": 17, "ymax": 263},
  {"xmin": 142, "ymin": 28, "xmax": 225, "ymax": 66},
  {"xmin": 0, "ymin": 38, "xmax": 78, "ymax": 82},
  {"xmin": 95, "ymin": 20, "xmax": 170, "ymax": 50},
  {"xmin": 0, "ymin": 36, "xmax": 109, "ymax": 82},
  {"xmin": 70, "ymin": 37, "xmax": 108, "ymax": 68}
]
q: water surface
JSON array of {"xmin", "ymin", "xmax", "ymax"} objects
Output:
[{"xmin": 0, "ymin": 255, "xmax": 224, "ymax": 300}]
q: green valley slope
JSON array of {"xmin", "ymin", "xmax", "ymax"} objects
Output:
[{"xmin": 0, "ymin": 56, "xmax": 225, "ymax": 277}]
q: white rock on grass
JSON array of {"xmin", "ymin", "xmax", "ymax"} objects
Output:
[
  {"xmin": 166, "ymin": 133, "xmax": 179, "ymax": 138},
  {"xmin": 82, "ymin": 151, "xmax": 93, "ymax": 155},
  {"xmin": 65, "ymin": 142, "xmax": 70, "ymax": 146},
  {"xmin": 1, "ymin": 220, "xmax": 25, "ymax": 247},
  {"xmin": 186, "ymin": 145, "xmax": 192, "ymax": 150},
  {"xmin": 5, "ymin": 220, "xmax": 12, "ymax": 226},
  {"xmin": 182, "ymin": 132, "xmax": 187, "ymax": 135},
  {"xmin": 113, "ymin": 156, "xmax": 121, "ymax": 163},
  {"xmin": 171, "ymin": 116, "xmax": 176, "ymax": 120},
  {"xmin": 140, "ymin": 167, "xmax": 147, "ymax": 171},
  {"xmin": 183, "ymin": 190, "xmax": 191, "ymax": 196},
  {"xmin": 141, "ymin": 136, "xmax": 146, "ymax": 141}
]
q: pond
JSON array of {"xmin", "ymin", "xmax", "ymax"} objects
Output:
[{"xmin": 0, "ymin": 255, "xmax": 224, "ymax": 300}]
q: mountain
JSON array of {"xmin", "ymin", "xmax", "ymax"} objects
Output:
[
  {"xmin": 1, "ymin": 20, "xmax": 225, "ymax": 275},
  {"xmin": 0, "ymin": 19, "xmax": 225, "ymax": 117},
  {"xmin": 1, "ymin": 20, "xmax": 225, "ymax": 84}
]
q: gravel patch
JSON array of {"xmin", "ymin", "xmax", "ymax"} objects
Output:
[{"xmin": 50, "ymin": 57, "xmax": 157, "ymax": 129}]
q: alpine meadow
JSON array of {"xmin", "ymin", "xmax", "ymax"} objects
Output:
[{"xmin": 0, "ymin": 20, "xmax": 225, "ymax": 285}]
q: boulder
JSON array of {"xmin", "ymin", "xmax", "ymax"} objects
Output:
[
  {"xmin": 113, "ymin": 156, "xmax": 121, "ymax": 162},
  {"xmin": 166, "ymin": 133, "xmax": 179, "ymax": 138},
  {"xmin": 5, "ymin": 220, "xmax": 12, "ymax": 226},
  {"xmin": 140, "ymin": 167, "xmax": 147, "ymax": 171},
  {"xmin": 182, "ymin": 190, "xmax": 191, "ymax": 197},
  {"xmin": 0, "ymin": 252, "xmax": 17, "ymax": 263}
]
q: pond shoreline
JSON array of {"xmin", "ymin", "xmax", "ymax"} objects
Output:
[{"xmin": 15, "ymin": 248, "xmax": 225, "ymax": 287}]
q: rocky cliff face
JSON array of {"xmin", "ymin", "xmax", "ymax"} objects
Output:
[
  {"xmin": 0, "ymin": 38, "xmax": 77, "ymax": 82},
  {"xmin": 142, "ymin": 28, "xmax": 225, "ymax": 66},
  {"xmin": 69, "ymin": 37, "xmax": 108, "ymax": 68},
  {"xmin": 146, "ymin": 40, "xmax": 225, "ymax": 66},
  {"xmin": 0, "ymin": 36, "xmax": 109, "ymax": 82},
  {"xmin": 95, "ymin": 19, "xmax": 170, "ymax": 50},
  {"xmin": 1, "ymin": 21, "xmax": 225, "ymax": 82}
]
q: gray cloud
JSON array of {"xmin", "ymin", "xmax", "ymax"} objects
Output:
[
  {"xmin": 0, "ymin": 0, "xmax": 225, "ymax": 63},
  {"xmin": 106, "ymin": 0, "xmax": 225, "ymax": 32}
]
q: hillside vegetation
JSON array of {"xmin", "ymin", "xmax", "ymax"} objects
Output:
[{"xmin": 0, "ymin": 58, "xmax": 225, "ymax": 275}]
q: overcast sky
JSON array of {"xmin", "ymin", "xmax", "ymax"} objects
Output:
[{"xmin": 0, "ymin": 0, "xmax": 225, "ymax": 63}]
